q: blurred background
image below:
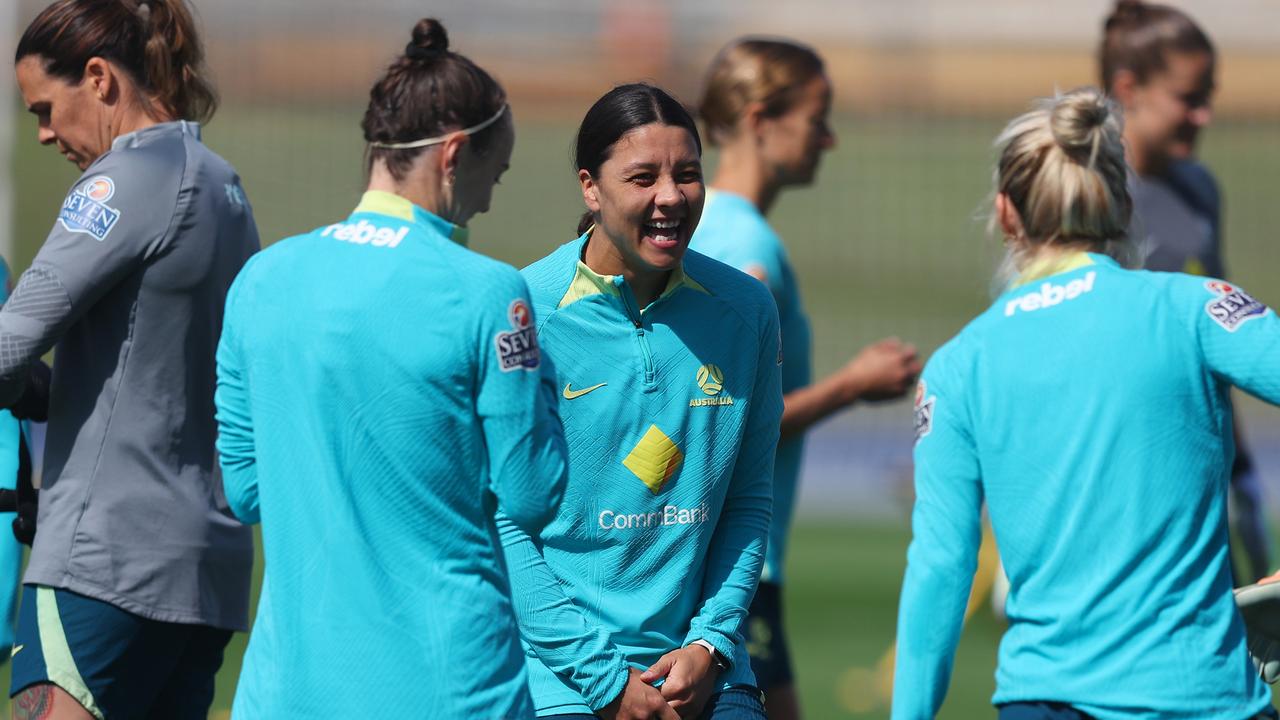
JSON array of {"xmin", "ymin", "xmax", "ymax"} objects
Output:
[{"xmin": 3, "ymin": 0, "xmax": 1280, "ymax": 716}]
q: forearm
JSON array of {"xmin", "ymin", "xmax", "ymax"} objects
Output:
[
  {"xmin": 779, "ymin": 371, "xmax": 858, "ymax": 440},
  {"xmin": 684, "ymin": 491, "xmax": 771, "ymax": 657},
  {"xmin": 892, "ymin": 545, "xmax": 976, "ymax": 719},
  {"xmin": 496, "ymin": 513, "xmax": 629, "ymax": 709}
]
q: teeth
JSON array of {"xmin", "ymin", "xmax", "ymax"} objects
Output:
[{"xmin": 649, "ymin": 220, "xmax": 679, "ymax": 229}]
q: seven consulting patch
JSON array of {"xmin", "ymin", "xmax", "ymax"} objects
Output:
[
  {"xmin": 1204, "ymin": 280, "xmax": 1268, "ymax": 332},
  {"xmin": 913, "ymin": 380, "xmax": 935, "ymax": 445},
  {"xmin": 58, "ymin": 176, "xmax": 121, "ymax": 242},
  {"xmin": 495, "ymin": 299, "xmax": 540, "ymax": 371}
]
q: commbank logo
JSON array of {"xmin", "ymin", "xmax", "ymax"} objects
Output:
[{"xmin": 622, "ymin": 425, "xmax": 683, "ymax": 494}]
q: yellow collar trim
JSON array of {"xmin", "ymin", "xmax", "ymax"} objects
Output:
[
  {"xmin": 558, "ymin": 258, "xmax": 709, "ymax": 310},
  {"xmin": 1012, "ymin": 251, "xmax": 1095, "ymax": 288},
  {"xmin": 353, "ymin": 190, "xmax": 469, "ymax": 246}
]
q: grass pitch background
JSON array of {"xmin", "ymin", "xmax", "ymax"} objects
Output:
[{"xmin": 5, "ymin": 108, "xmax": 1280, "ymax": 716}]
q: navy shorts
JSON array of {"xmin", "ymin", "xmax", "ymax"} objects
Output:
[
  {"xmin": 745, "ymin": 581, "xmax": 793, "ymax": 689},
  {"xmin": 9, "ymin": 585, "xmax": 232, "ymax": 720},
  {"xmin": 998, "ymin": 702, "xmax": 1279, "ymax": 720},
  {"xmin": 546, "ymin": 685, "xmax": 766, "ymax": 719}
]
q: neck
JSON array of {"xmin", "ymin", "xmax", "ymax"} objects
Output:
[
  {"xmin": 710, "ymin": 142, "xmax": 781, "ymax": 215},
  {"xmin": 1123, "ymin": 128, "xmax": 1164, "ymax": 177},
  {"xmin": 367, "ymin": 163, "xmax": 445, "ymax": 219},
  {"xmin": 582, "ymin": 230, "xmax": 671, "ymax": 309}
]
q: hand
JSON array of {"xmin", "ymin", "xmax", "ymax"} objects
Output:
[
  {"xmin": 640, "ymin": 646, "xmax": 720, "ymax": 719},
  {"xmin": 1235, "ymin": 580, "xmax": 1280, "ymax": 683},
  {"xmin": 597, "ymin": 669, "xmax": 678, "ymax": 720},
  {"xmin": 839, "ymin": 338, "xmax": 921, "ymax": 402}
]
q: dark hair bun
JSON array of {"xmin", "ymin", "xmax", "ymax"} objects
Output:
[
  {"xmin": 405, "ymin": 18, "xmax": 449, "ymax": 62},
  {"xmin": 1107, "ymin": 0, "xmax": 1147, "ymax": 28}
]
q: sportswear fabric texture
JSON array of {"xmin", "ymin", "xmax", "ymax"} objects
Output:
[
  {"xmin": 0, "ymin": 121, "xmax": 257, "ymax": 629},
  {"xmin": 1130, "ymin": 159, "xmax": 1269, "ymax": 583},
  {"xmin": 9, "ymin": 585, "xmax": 232, "ymax": 720},
  {"xmin": 217, "ymin": 191, "xmax": 567, "ymax": 718},
  {"xmin": 690, "ymin": 189, "xmax": 812, "ymax": 585},
  {"xmin": 0, "ymin": 258, "xmax": 21, "ymax": 656},
  {"xmin": 894, "ymin": 253, "xmax": 1278, "ymax": 719},
  {"xmin": 500, "ymin": 235, "xmax": 782, "ymax": 715}
]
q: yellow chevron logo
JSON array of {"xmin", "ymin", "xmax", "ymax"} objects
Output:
[{"xmin": 622, "ymin": 425, "xmax": 684, "ymax": 494}]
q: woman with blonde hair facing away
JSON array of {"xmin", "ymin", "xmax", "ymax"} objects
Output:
[
  {"xmin": 893, "ymin": 87, "xmax": 1280, "ymax": 719},
  {"xmin": 690, "ymin": 37, "xmax": 920, "ymax": 720},
  {"xmin": 8, "ymin": 1, "xmax": 259, "ymax": 716}
]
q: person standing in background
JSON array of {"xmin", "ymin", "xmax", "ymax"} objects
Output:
[
  {"xmin": 8, "ymin": 1, "xmax": 259, "ymax": 716},
  {"xmin": 1100, "ymin": 0, "xmax": 1271, "ymax": 582},
  {"xmin": 691, "ymin": 37, "xmax": 920, "ymax": 720}
]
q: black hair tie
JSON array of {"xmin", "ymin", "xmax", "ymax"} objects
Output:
[{"xmin": 404, "ymin": 43, "xmax": 441, "ymax": 63}]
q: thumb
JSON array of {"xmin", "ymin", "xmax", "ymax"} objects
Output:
[{"xmin": 641, "ymin": 653, "xmax": 676, "ymax": 683}]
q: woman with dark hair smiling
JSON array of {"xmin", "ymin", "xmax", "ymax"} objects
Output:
[{"xmin": 498, "ymin": 83, "xmax": 782, "ymax": 720}]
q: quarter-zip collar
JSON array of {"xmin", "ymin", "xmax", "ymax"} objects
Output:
[
  {"xmin": 353, "ymin": 190, "xmax": 470, "ymax": 247},
  {"xmin": 557, "ymin": 232, "xmax": 707, "ymax": 311}
]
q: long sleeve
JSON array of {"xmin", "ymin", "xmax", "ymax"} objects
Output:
[
  {"xmin": 475, "ymin": 274, "xmax": 568, "ymax": 534},
  {"xmin": 215, "ymin": 270, "xmax": 259, "ymax": 524},
  {"xmin": 1192, "ymin": 280, "xmax": 1280, "ymax": 405},
  {"xmin": 892, "ymin": 355, "xmax": 983, "ymax": 720},
  {"xmin": 0, "ymin": 158, "xmax": 181, "ymax": 406},
  {"xmin": 683, "ymin": 305, "xmax": 782, "ymax": 659},
  {"xmin": 496, "ymin": 513, "xmax": 630, "ymax": 710}
]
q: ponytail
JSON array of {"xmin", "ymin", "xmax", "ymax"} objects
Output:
[{"xmin": 16, "ymin": 0, "xmax": 218, "ymax": 123}]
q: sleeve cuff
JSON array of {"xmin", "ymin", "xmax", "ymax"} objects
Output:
[
  {"xmin": 583, "ymin": 653, "xmax": 631, "ymax": 712},
  {"xmin": 683, "ymin": 628, "xmax": 735, "ymax": 669}
]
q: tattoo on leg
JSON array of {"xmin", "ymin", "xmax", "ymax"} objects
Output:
[{"xmin": 14, "ymin": 684, "xmax": 55, "ymax": 720}]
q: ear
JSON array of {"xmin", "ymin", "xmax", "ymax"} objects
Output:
[
  {"xmin": 579, "ymin": 169, "xmax": 601, "ymax": 213},
  {"xmin": 995, "ymin": 193, "xmax": 1024, "ymax": 239},
  {"xmin": 741, "ymin": 101, "xmax": 768, "ymax": 140},
  {"xmin": 439, "ymin": 131, "xmax": 471, "ymax": 178},
  {"xmin": 1110, "ymin": 69, "xmax": 1140, "ymax": 107},
  {"xmin": 83, "ymin": 57, "xmax": 114, "ymax": 103}
]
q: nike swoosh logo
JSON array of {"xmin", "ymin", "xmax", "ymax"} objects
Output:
[
  {"xmin": 563, "ymin": 382, "xmax": 607, "ymax": 400},
  {"xmin": 11, "ymin": 644, "xmax": 22, "ymax": 658}
]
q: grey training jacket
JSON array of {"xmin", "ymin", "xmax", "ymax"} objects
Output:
[{"xmin": 0, "ymin": 121, "xmax": 257, "ymax": 629}]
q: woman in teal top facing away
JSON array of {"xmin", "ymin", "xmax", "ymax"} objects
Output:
[
  {"xmin": 893, "ymin": 87, "xmax": 1280, "ymax": 720},
  {"xmin": 216, "ymin": 19, "xmax": 568, "ymax": 718},
  {"xmin": 499, "ymin": 83, "xmax": 783, "ymax": 720},
  {"xmin": 689, "ymin": 38, "xmax": 921, "ymax": 720}
]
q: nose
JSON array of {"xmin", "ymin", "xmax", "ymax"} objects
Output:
[
  {"xmin": 36, "ymin": 125, "xmax": 56, "ymax": 146},
  {"xmin": 654, "ymin": 174, "xmax": 683, "ymax": 208}
]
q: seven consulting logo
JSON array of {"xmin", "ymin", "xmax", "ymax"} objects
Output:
[
  {"xmin": 58, "ymin": 175, "xmax": 121, "ymax": 242},
  {"xmin": 690, "ymin": 364, "xmax": 734, "ymax": 407},
  {"xmin": 495, "ymin": 299, "xmax": 540, "ymax": 372},
  {"xmin": 1204, "ymin": 280, "xmax": 1268, "ymax": 332},
  {"xmin": 913, "ymin": 380, "xmax": 935, "ymax": 445}
]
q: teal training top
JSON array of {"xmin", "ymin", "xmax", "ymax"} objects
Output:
[
  {"xmin": 893, "ymin": 253, "xmax": 1277, "ymax": 719},
  {"xmin": 217, "ymin": 191, "xmax": 568, "ymax": 718},
  {"xmin": 690, "ymin": 189, "xmax": 812, "ymax": 583},
  {"xmin": 499, "ymin": 235, "xmax": 783, "ymax": 715}
]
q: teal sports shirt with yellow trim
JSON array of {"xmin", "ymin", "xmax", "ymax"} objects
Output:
[
  {"xmin": 499, "ymin": 234, "xmax": 783, "ymax": 715},
  {"xmin": 894, "ymin": 253, "xmax": 1278, "ymax": 719},
  {"xmin": 217, "ymin": 191, "xmax": 568, "ymax": 718},
  {"xmin": 691, "ymin": 189, "xmax": 812, "ymax": 584}
]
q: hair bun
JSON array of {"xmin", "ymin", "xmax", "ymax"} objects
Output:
[
  {"xmin": 1049, "ymin": 88, "xmax": 1114, "ymax": 158},
  {"xmin": 405, "ymin": 18, "xmax": 449, "ymax": 62},
  {"xmin": 1106, "ymin": 0, "xmax": 1147, "ymax": 29}
]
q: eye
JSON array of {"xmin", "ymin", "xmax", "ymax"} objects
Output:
[
  {"xmin": 678, "ymin": 169, "xmax": 703, "ymax": 184},
  {"xmin": 628, "ymin": 173, "xmax": 656, "ymax": 187}
]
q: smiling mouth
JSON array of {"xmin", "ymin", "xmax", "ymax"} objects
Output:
[{"xmin": 643, "ymin": 219, "xmax": 683, "ymax": 248}]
